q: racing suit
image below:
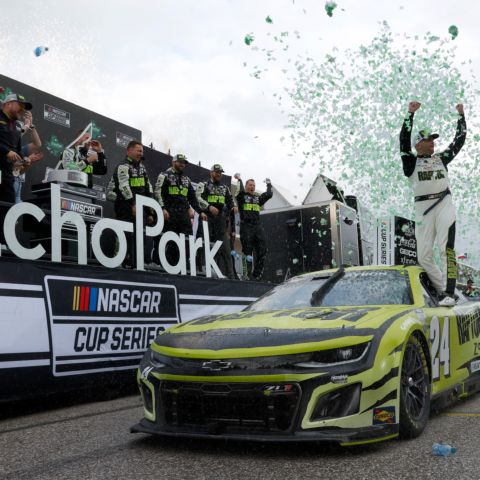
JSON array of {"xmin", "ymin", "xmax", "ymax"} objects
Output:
[
  {"xmin": 196, "ymin": 178, "xmax": 235, "ymax": 278},
  {"xmin": 61, "ymin": 145, "xmax": 107, "ymax": 188},
  {"xmin": 109, "ymin": 156, "xmax": 153, "ymax": 266},
  {"xmin": 154, "ymin": 167, "xmax": 201, "ymax": 266},
  {"xmin": 236, "ymin": 179, "xmax": 273, "ymax": 280},
  {"xmin": 400, "ymin": 111, "xmax": 466, "ymax": 295}
]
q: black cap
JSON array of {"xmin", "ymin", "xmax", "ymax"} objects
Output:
[
  {"xmin": 2, "ymin": 93, "xmax": 33, "ymax": 110},
  {"xmin": 173, "ymin": 153, "xmax": 188, "ymax": 164},
  {"xmin": 414, "ymin": 129, "xmax": 439, "ymax": 145},
  {"xmin": 211, "ymin": 163, "xmax": 224, "ymax": 172}
]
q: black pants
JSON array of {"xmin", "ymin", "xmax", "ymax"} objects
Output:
[
  {"xmin": 114, "ymin": 201, "xmax": 153, "ymax": 267},
  {"xmin": 155, "ymin": 211, "xmax": 192, "ymax": 267},
  {"xmin": 198, "ymin": 213, "xmax": 234, "ymax": 279},
  {"xmin": 240, "ymin": 221, "xmax": 267, "ymax": 280}
]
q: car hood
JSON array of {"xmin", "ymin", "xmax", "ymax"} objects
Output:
[{"xmin": 153, "ymin": 305, "xmax": 415, "ymax": 355}]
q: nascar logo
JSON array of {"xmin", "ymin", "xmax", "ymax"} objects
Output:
[
  {"xmin": 72, "ymin": 286, "xmax": 161, "ymax": 313},
  {"xmin": 61, "ymin": 199, "xmax": 98, "ymax": 216}
]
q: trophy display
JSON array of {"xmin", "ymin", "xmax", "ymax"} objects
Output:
[{"xmin": 43, "ymin": 123, "xmax": 93, "ymax": 188}]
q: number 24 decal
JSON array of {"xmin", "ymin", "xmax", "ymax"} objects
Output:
[{"xmin": 430, "ymin": 316, "xmax": 450, "ymax": 381}]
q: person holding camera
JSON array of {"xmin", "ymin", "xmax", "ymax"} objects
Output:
[
  {"xmin": 13, "ymin": 109, "xmax": 44, "ymax": 203},
  {"xmin": 61, "ymin": 128, "xmax": 107, "ymax": 188},
  {"xmin": 234, "ymin": 174, "xmax": 273, "ymax": 280}
]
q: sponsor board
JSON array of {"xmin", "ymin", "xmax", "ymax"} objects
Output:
[
  {"xmin": 372, "ymin": 406, "xmax": 396, "ymax": 425},
  {"xmin": 44, "ymin": 104, "xmax": 71, "ymax": 127},
  {"xmin": 60, "ymin": 197, "xmax": 103, "ymax": 221},
  {"xmin": 44, "ymin": 276, "xmax": 180, "ymax": 376},
  {"xmin": 116, "ymin": 131, "xmax": 135, "ymax": 148}
]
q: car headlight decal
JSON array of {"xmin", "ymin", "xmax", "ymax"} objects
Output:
[{"xmin": 294, "ymin": 342, "xmax": 370, "ymax": 368}]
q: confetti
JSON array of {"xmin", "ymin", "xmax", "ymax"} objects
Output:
[
  {"xmin": 245, "ymin": 21, "xmax": 480, "ymax": 262},
  {"xmin": 34, "ymin": 46, "xmax": 49, "ymax": 57},
  {"xmin": 244, "ymin": 34, "xmax": 255, "ymax": 46},
  {"xmin": 325, "ymin": 1, "xmax": 338, "ymax": 17},
  {"xmin": 448, "ymin": 25, "xmax": 459, "ymax": 40},
  {"xmin": 265, "ymin": 16, "xmax": 273, "ymax": 24}
]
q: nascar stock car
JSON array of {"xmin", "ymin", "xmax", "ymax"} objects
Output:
[{"xmin": 131, "ymin": 266, "xmax": 480, "ymax": 445}]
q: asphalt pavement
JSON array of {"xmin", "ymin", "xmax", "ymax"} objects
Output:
[{"xmin": 0, "ymin": 392, "xmax": 479, "ymax": 480}]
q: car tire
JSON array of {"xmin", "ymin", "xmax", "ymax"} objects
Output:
[{"xmin": 399, "ymin": 334, "xmax": 431, "ymax": 438}]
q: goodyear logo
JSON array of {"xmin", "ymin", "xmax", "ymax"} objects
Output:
[
  {"xmin": 373, "ymin": 407, "xmax": 396, "ymax": 425},
  {"xmin": 72, "ymin": 285, "xmax": 161, "ymax": 314}
]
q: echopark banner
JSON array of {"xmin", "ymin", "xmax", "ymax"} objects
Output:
[{"xmin": 0, "ymin": 257, "xmax": 272, "ymax": 399}]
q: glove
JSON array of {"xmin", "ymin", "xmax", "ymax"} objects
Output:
[
  {"xmin": 234, "ymin": 173, "xmax": 241, "ymax": 180},
  {"xmin": 264, "ymin": 178, "xmax": 271, "ymax": 184}
]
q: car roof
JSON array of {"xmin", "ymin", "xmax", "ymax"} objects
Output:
[{"xmin": 295, "ymin": 265, "xmax": 423, "ymax": 280}]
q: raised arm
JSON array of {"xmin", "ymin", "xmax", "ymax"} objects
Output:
[
  {"xmin": 259, "ymin": 181, "xmax": 273, "ymax": 206},
  {"xmin": 439, "ymin": 104, "xmax": 467, "ymax": 167},
  {"xmin": 399, "ymin": 101, "xmax": 420, "ymax": 177}
]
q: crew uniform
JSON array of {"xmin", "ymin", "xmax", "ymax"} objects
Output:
[
  {"xmin": 400, "ymin": 111, "xmax": 466, "ymax": 296},
  {"xmin": 61, "ymin": 144, "xmax": 107, "ymax": 188},
  {"xmin": 154, "ymin": 163, "xmax": 202, "ymax": 264},
  {"xmin": 236, "ymin": 179, "xmax": 272, "ymax": 280},
  {"xmin": 196, "ymin": 166, "xmax": 235, "ymax": 278},
  {"xmin": 108, "ymin": 156, "xmax": 153, "ymax": 265}
]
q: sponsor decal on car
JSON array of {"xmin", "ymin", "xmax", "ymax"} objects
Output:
[
  {"xmin": 373, "ymin": 407, "xmax": 396, "ymax": 425},
  {"xmin": 471, "ymin": 359, "xmax": 480, "ymax": 373},
  {"xmin": 331, "ymin": 374, "xmax": 348, "ymax": 384}
]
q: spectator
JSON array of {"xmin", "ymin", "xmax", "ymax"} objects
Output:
[
  {"xmin": 464, "ymin": 279, "xmax": 476, "ymax": 297},
  {"xmin": 0, "ymin": 93, "xmax": 32, "ymax": 205},
  {"xmin": 61, "ymin": 127, "xmax": 107, "ymax": 188},
  {"xmin": 235, "ymin": 174, "xmax": 273, "ymax": 280},
  {"xmin": 13, "ymin": 109, "xmax": 43, "ymax": 203}
]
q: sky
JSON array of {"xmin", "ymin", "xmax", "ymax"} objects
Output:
[{"xmin": 1, "ymin": 0, "xmax": 480, "ymax": 260}]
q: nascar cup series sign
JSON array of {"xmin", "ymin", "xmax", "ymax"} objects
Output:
[{"xmin": 44, "ymin": 276, "xmax": 179, "ymax": 376}]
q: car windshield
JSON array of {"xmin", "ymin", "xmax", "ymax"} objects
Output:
[{"xmin": 246, "ymin": 269, "xmax": 412, "ymax": 312}]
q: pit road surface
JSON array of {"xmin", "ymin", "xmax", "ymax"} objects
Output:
[{"xmin": 1, "ymin": 393, "xmax": 479, "ymax": 480}]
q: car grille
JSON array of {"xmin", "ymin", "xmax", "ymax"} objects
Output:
[{"xmin": 159, "ymin": 381, "xmax": 301, "ymax": 434}]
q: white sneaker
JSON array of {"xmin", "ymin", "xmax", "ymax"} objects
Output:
[{"xmin": 438, "ymin": 295, "xmax": 456, "ymax": 307}]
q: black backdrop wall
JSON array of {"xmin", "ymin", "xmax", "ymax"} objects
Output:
[{"xmin": 0, "ymin": 75, "xmax": 228, "ymax": 218}]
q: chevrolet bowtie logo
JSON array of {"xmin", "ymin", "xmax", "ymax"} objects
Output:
[{"xmin": 201, "ymin": 360, "xmax": 233, "ymax": 371}]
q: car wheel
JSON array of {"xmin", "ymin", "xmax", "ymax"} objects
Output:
[{"xmin": 399, "ymin": 334, "xmax": 431, "ymax": 438}]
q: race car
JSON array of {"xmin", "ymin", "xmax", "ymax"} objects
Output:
[{"xmin": 131, "ymin": 265, "xmax": 480, "ymax": 445}]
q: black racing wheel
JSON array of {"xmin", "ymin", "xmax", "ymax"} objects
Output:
[{"xmin": 399, "ymin": 334, "xmax": 431, "ymax": 438}]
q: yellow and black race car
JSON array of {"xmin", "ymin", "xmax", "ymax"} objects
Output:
[{"xmin": 131, "ymin": 266, "xmax": 480, "ymax": 445}]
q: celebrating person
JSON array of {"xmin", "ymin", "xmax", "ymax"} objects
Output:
[
  {"xmin": 235, "ymin": 174, "xmax": 273, "ymax": 280},
  {"xmin": 399, "ymin": 101, "xmax": 466, "ymax": 306}
]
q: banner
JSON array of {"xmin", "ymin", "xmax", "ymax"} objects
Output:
[{"xmin": 0, "ymin": 257, "xmax": 272, "ymax": 400}]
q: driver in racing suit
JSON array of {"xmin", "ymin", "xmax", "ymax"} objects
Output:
[{"xmin": 399, "ymin": 101, "xmax": 466, "ymax": 306}]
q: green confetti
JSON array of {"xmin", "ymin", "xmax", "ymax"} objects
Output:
[
  {"xmin": 265, "ymin": 16, "xmax": 273, "ymax": 24},
  {"xmin": 244, "ymin": 33, "xmax": 255, "ymax": 46},
  {"xmin": 325, "ymin": 1, "xmax": 337, "ymax": 17},
  {"xmin": 448, "ymin": 25, "xmax": 458, "ymax": 40}
]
